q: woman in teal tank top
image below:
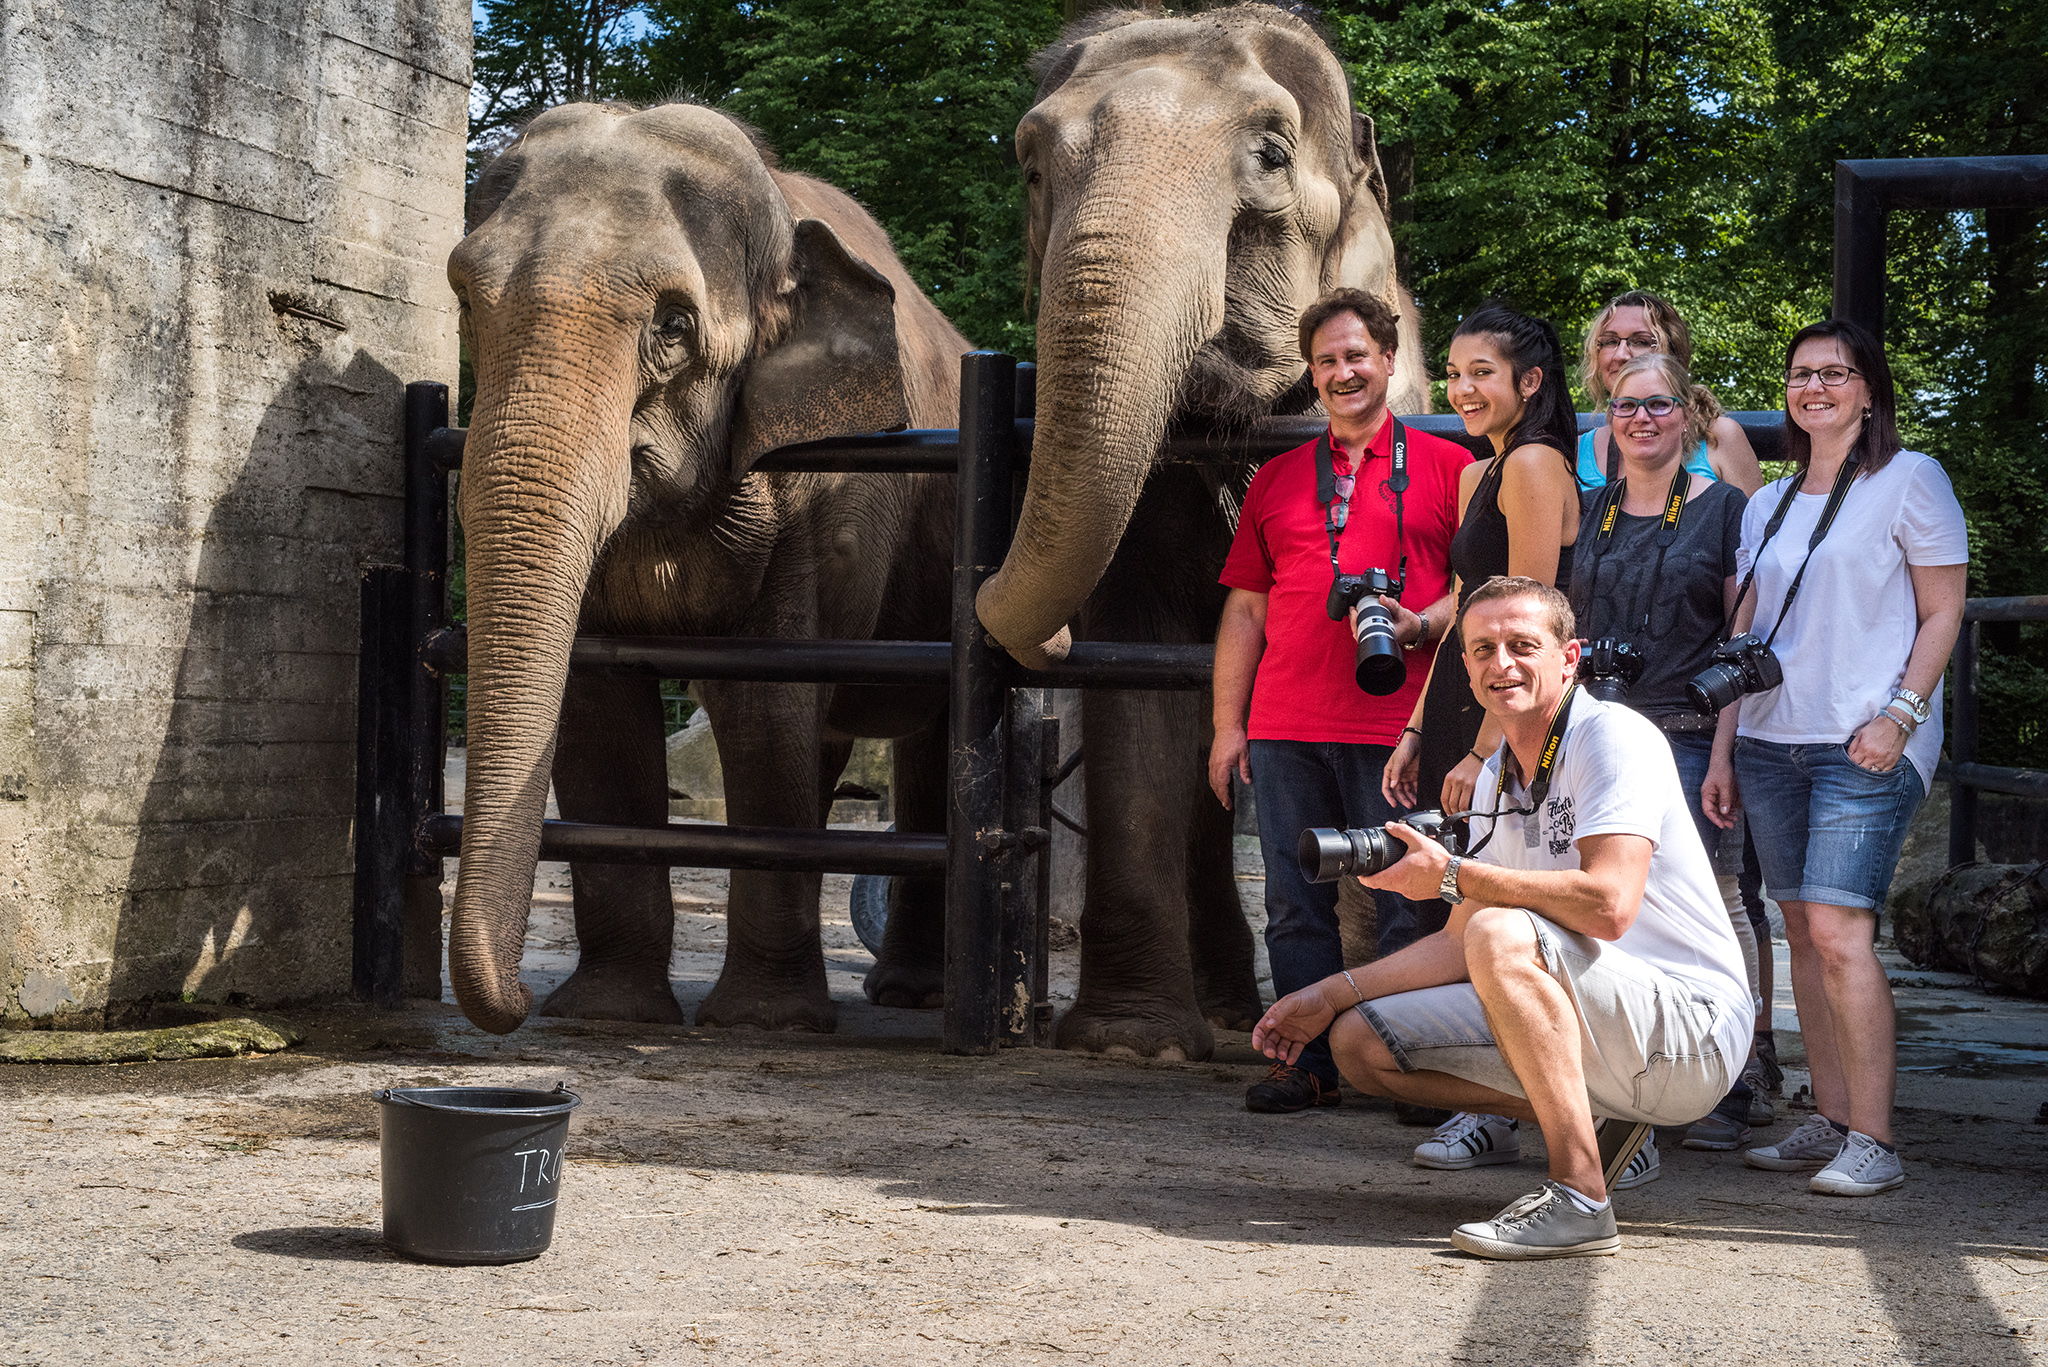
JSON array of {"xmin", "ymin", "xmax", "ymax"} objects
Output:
[{"xmin": 1576, "ymin": 290, "xmax": 1763, "ymax": 496}]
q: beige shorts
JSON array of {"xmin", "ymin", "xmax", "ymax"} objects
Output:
[{"xmin": 1355, "ymin": 910, "xmax": 1736, "ymax": 1126}]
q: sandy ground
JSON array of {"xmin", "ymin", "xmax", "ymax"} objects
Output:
[{"xmin": 4, "ymin": 768, "xmax": 2047, "ymax": 1364}]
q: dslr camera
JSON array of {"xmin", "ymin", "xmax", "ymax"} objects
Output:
[
  {"xmin": 1577, "ymin": 637, "xmax": 1646, "ymax": 703},
  {"xmin": 1298, "ymin": 809, "xmax": 1460, "ymax": 884},
  {"xmin": 1327, "ymin": 566, "xmax": 1406, "ymax": 696},
  {"xmin": 1686, "ymin": 632, "xmax": 1783, "ymax": 715}
]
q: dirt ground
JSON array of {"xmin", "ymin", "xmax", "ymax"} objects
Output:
[{"xmin": 5, "ymin": 834, "xmax": 2048, "ymax": 1365}]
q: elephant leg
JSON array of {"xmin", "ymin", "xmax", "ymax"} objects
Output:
[
  {"xmin": 543, "ymin": 672, "xmax": 687, "ymax": 1024},
  {"xmin": 1054, "ymin": 685, "xmax": 1215, "ymax": 1061},
  {"xmin": 694, "ymin": 680, "xmax": 836, "ymax": 1032},
  {"xmin": 1185, "ymin": 760, "xmax": 1261, "ymax": 1030},
  {"xmin": 864, "ymin": 714, "xmax": 947, "ymax": 1008}
]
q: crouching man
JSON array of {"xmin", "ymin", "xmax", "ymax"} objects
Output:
[{"xmin": 1252, "ymin": 576, "xmax": 1752, "ymax": 1260}]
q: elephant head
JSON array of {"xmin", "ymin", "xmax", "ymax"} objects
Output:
[
  {"xmin": 444, "ymin": 103, "xmax": 911, "ymax": 1034},
  {"xmin": 975, "ymin": 5, "xmax": 1428, "ymax": 666}
]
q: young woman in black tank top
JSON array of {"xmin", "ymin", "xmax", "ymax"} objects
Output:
[{"xmin": 1382, "ymin": 307, "xmax": 1583, "ymax": 827}]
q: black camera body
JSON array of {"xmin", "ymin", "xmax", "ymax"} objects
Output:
[
  {"xmin": 1687, "ymin": 632, "xmax": 1784, "ymax": 715},
  {"xmin": 1326, "ymin": 566, "xmax": 1406, "ymax": 696},
  {"xmin": 1577, "ymin": 637, "xmax": 1646, "ymax": 703},
  {"xmin": 1298, "ymin": 809, "xmax": 1461, "ymax": 884}
]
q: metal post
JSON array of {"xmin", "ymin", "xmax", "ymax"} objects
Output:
[
  {"xmin": 946, "ymin": 352, "xmax": 1017, "ymax": 1054},
  {"xmin": 1001, "ymin": 689, "xmax": 1054, "ymax": 1046},
  {"xmin": 1948, "ymin": 619, "xmax": 1981, "ymax": 868},
  {"xmin": 1833, "ymin": 163, "xmax": 1888, "ymax": 339},
  {"xmin": 353, "ymin": 565, "xmax": 410, "ymax": 1004},
  {"xmin": 402, "ymin": 382, "xmax": 451, "ymax": 999}
]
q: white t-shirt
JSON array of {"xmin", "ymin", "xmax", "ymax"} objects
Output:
[
  {"xmin": 1472, "ymin": 695, "xmax": 1752, "ymax": 1069},
  {"xmin": 1734, "ymin": 451, "xmax": 1968, "ymax": 792}
]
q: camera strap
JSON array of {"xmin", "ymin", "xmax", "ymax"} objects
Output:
[
  {"xmin": 1462, "ymin": 682, "xmax": 1578, "ymax": 859},
  {"xmin": 1317, "ymin": 419, "xmax": 1409, "ymax": 592},
  {"xmin": 1725, "ymin": 453, "xmax": 1862, "ymax": 648},
  {"xmin": 1585, "ymin": 461, "xmax": 1694, "ymax": 635}
]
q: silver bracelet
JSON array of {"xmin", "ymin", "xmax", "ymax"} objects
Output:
[
  {"xmin": 1340, "ymin": 968, "xmax": 1365, "ymax": 1005},
  {"xmin": 1877, "ymin": 705, "xmax": 1918, "ymax": 735},
  {"xmin": 1889, "ymin": 686, "xmax": 1932, "ymax": 725}
]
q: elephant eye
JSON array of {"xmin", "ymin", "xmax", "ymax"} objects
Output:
[
  {"xmin": 1025, "ymin": 167, "xmax": 1041, "ymax": 188},
  {"xmin": 1255, "ymin": 140, "xmax": 1291, "ymax": 172},
  {"xmin": 653, "ymin": 308, "xmax": 695, "ymax": 347}
]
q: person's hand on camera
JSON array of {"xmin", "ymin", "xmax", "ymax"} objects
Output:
[
  {"xmin": 1382, "ymin": 731, "xmax": 1421, "ymax": 808},
  {"xmin": 1847, "ymin": 713, "xmax": 1909, "ymax": 773},
  {"xmin": 1377, "ymin": 594, "xmax": 1425, "ymax": 648},
  {"xmin": 1208, "ymin": 726, "xmax": 1252, "ymax": 810},
  {"xmin": 1702, "ymin": 756, "xmax": 1741, "ymax": 830},
  {"xmin": 1441, "ymin": 751, "xmax": 1484, "ymax": 816},
  {"xmin": 1252, "ymin": 984, "xmax": 1340, "ymax": 1065},
  {"xmin": 1356, "ymin": 821, "xmax": 1450, "ymax": 902}
]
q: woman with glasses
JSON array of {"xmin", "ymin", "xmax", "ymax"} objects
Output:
[
  {"xmin": 1578, "ymin": 291, "xmax": 1764, "ymax": 496},
  {"xmin": 1380, "ymin": 303, "xmax": 1580, "ymax": 1152},
  {"xmin": 1564, "ymin": 353, "xmax": 1757, "ymax": 1185},
  {"xmin": 1712, "ymin": 320, "xmax": 1966, "ymax": 1197}
]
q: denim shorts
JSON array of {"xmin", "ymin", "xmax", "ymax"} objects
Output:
[
  {"xmin": 1354, "ymin": 910, "xmax": 1735, "ymax": 1127},
  {"xmin": 1732, "ymin": 737, "xmax": 1926, "ymax": 911}
]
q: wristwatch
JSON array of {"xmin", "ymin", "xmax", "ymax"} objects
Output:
[
  {"xmin": 1408, "ymin": 610, "xmax": 1430, "ymax": 650},
  {"xmin": 1440, "ymin": 855, "xmax": 1465, "ymax": 906}
]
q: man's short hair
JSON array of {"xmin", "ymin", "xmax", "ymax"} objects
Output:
[
  {"xmin": 1297, "ymin": 289, "xmax": 1401, "ymax": 362},
  {"xmin": 1457, "ymin": 575, "xmax": 1575, "ymax": 645}
]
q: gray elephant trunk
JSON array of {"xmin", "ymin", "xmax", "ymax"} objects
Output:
[
  {"xmin": 975, "ymin": 212, "xmax": 1227, "ymax": 664},
  {"xmin": 447, "ymin": 376, "xmax": 633, "ymax": 1035}
]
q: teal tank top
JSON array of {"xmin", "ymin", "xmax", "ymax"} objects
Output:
[{"xmin": 1575, "ymin": 426, "xmax": 1716, "ymax": 491}]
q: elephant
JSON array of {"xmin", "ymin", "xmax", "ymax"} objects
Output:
[
  {"xmin": 445, "ymin": 101, "xmax": 969, "ymax": 1036},
  {"xmin": 973, "ymin": 6, "xmax": 1432, "ymax": 1059}
]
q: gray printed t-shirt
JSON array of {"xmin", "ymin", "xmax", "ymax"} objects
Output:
[{"xmin": 1567, "ymin": 480, "xmax": 1747, "ymax": 715}]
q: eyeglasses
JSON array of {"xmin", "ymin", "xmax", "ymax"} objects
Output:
[
  {"xmin": 1607, "ymin": 395, "xmax": 1680, "ymax": 419},
  {"xmin": 1784, "ymin": 365, "xmax": 1861, "ymax": 388},
  {"xmin": 1595, "ymin": 332, "xmax": 1660, "ymax": 354}
]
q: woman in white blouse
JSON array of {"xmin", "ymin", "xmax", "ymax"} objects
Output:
[{"xmin": 1703, "ymin": 319, "xmax": 1967, "ymax": 1199}]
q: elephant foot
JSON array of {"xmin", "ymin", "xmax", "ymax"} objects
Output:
[
  {"xmin": 862, "ymin": 958, "xmax": 944, "ymax": 1009},
  {"xmin": 1055, "ymin": 1000, "xmax": 1214, "ymax": 1062},
  {"xmin": 1199, "ymin": 993, "xmax": 1264, "ymax": 1032},
  {"xmin": 538, "ymin": 966, "xmax": 687, "ymax": 1026},
  {"xmin": 696, "ymin": 978, "xmax": 837, "ymax": 1033}
]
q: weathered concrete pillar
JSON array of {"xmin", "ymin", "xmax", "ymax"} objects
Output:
[{"xmin": 0, "ymin": 1, "xmax": 470, "ymax": 1023}]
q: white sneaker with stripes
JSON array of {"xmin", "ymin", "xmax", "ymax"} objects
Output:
[{"xmin": 1413, "ymin": 1112, "xmax": 1521, "ymax": 1170}]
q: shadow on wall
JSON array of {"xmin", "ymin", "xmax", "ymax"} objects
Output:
[{"xmin": 106, "ymin": 347, "xmax": 403, "ymax": 1017}]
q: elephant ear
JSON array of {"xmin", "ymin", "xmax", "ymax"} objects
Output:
[
  {"xmin": 731, "ymin": 218, "xmax": 911, "ymax": 477},
  {"xmin": 1325, "ymin": 111, "xmax": 1399, "ymax": 294}
]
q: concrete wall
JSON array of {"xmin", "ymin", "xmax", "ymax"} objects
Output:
[{"xmin": 0, "ymin": 0, "xmax": 470, "ymax": 1022}]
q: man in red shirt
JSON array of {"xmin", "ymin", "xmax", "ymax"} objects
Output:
[{"xmin": 1210, "ymin": 289, "xmax": 1471, "ymax": 1113}]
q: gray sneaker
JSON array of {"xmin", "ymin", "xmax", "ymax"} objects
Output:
[
  {"xmin": 1683, "ymin": 1092, "xmax": 1753, "ymax": 1151},
  {"xmin": 1450, "ymin": 1182, "xmax": 1620, "ymax": 1260},
  {"xmin": 1743, "ymin": 1114, "xmax": 1845, "ymax": 1172},
  {"xmin": 1613, "ymin": 1136, "xmax": 1661, "ymax": 1190},
  {"xmin": 1809, "ymin": 1131, "xmax": 1905, "ymax": 1196},
  {"xmin": 1743, "ymin": 1066, "xmax": 1776, "ymax": 1126}
]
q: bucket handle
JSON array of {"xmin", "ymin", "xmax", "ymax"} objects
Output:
[{"xmin": 373, "ymin": 1081, "xmax": 582, "ymax": 1114}]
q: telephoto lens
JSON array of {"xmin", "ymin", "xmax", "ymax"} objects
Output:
[
  {"xmin": 1296, "ymin": 811, "xmax": 1453, "ymax": 884},
  {"xmin": 1352, "ymin": 600, "xmax": 1406, "ymax": 695}
]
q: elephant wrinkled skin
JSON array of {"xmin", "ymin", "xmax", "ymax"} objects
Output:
[
  {"xmin": 447, "ymin": 103, "xmax": 967, "ymax": 1036},
  {"xmin": 980, "ymin": 7, "xmax": 1432, "ymax": 1059}
]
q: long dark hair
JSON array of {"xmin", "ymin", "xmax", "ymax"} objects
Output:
[
  {"xmin": 1782, "ymin": 318, "xmax": 1902, "ymax": 477},
  {"xmin": 1452, "ymin": 304, "xmax": 1580, "ymax": 465}
]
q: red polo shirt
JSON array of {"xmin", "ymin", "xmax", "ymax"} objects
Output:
[{"xmin": 1220, "ymin": 414, "xmax": 1470, "ymax": 744}]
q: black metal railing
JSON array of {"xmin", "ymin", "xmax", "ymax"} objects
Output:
[{"xmin": 1945, "ymin": 596, "xmax": 2048, "ymax": 866}]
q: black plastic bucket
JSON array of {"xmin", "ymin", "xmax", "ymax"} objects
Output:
[{"xmin": 374, "ymin": 1083, "xmax": 583, "ymax": 1264}]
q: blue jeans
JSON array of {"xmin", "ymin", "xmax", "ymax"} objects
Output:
[
  {"xmin": 1734, "ymin": 738, "xmax": 1926, "ymax": 911},
  {"xmin": 1250, "ymin": 739, "xmax": 1429, "ymax": 1084}
]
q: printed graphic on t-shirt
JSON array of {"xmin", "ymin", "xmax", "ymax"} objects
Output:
[{"xmin": 1547, "ymin": 795, "xmax": 1576, "ymax": 857}]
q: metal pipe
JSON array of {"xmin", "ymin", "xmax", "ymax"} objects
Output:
[
  {"xmin": 415, "ymin": 815, "xmax": 946, "ymax": 875},
  {"xmin": 353, "ymin": 566, "xmax": 409, "ymax": 1006},
  {"xmin": 946, "ymin": 352, "xmax": 1015, "ymax": 1056},
  {"xmin": 1948, "ymin": 621, "xmax": 1981, "ymax": 867},
  {"xmin": 1962, "ymin": 594, "xmax": 2048, "ymax": 623},
  {"xmin": 1942, "ymin": 761, "xmax": 2048, "ymax": 801}
]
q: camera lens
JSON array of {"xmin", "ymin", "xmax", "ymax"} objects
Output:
[
  {"xmin": 1353, "ymin": 603, "xmax": 1406, "ymax": 696},
  {"xmin": 1296, "ymin": 826, "xmax": 1399, "ymax": 883},
  {"xmin": 1583, "ymin": 675, "xmax": 1631, "ymax": 704},
  {"xmin": 1686, "ymin": 661, "xmax": 1745, "ymax": 716}
]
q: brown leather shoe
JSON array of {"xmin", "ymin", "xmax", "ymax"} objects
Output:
[{"xmin": 1245, "ymin": 1061, "xmax": 1341, "ymax": 1113}]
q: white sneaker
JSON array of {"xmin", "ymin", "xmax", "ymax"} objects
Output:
[
  {"xmin": 1809, "ymin": 1131, "xmax": 1905, "ymax": 1196},
  {"xmin": 1613, "ymin": 1136, "xmax": 1661, "ymax": 1190},
  {"xmin": 1743, "ymin": 1114, "xmax": 1845, "ymax": 1172},
  {"xmin": 1413, "ymin": 1112, "xmax": 1521, "ymax": 1170}
]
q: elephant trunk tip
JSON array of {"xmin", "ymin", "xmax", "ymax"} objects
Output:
[
  {"xmin": 974, "ymin": 578, "xmax": 1073, "ymax": 670},
  {"xmin": 453, "ymin": 975, "xmax": 535, "ymax": 1037}
]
